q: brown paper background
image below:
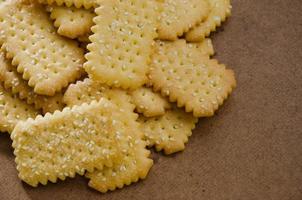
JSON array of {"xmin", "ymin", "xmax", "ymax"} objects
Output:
[{"xmin": 1, "ymin": 0, "xmax": 302, "ymax": 199}]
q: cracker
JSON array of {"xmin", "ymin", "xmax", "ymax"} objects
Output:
[
  {"xmin": 131, "ymin": 87, "xmax": 170, "ymax": 117},
  {"xmin": 84, "ymin": 0, "xmax": 159, "ymax": 89},
  {"xmin": 63, "ymin": 78, "xmax": 135, "ymax": 112},
  {"xmin": 86, "ymin": 125, "xmax": 153, "ymax": 193},
  {"xmin": 149, "ymin": 40, "xmax": 236, "ymax": 117},
  {"xmin": 38, "ymin": 0, "xmax": 96, "ymax": 9},
  {"xmin": 158, "ymin": 0, "xmax": 210, "ymax": 40},
  {"xmin": 0, "ymin": 84, "xmax": 39, "ymax": 133},
  {"xmin": 11, "ymin": 99, "xmax": 140, "ymax": 187},
  {"xmin": 138, "ymin": 106, "xmax": 198, "ymax": 154},
  {"xmin": 0, "ymin": 1, "xmax": 85, "ymax": 96},
  {"xmin": 0, "ymin": 52, "xmax": 65, "ymax": 114},
  {"xmin": 185, "ymin": 0, "xmax": 232, "ymax": 42},
  {"xmin": 47, "ymin": 5, "xmax": 95, "ymax": 39},
  {"xmin": 187, "ymin": 38, "xmax": 215, "ymax": 57}
]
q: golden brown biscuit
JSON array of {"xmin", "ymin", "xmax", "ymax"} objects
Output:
[
  {"xmin": 149, "ymin": 40, "xmax": 236, "ymax": 117},
  {"xmin": 84, "ymin": 0, "xmax": 159, "ymax": 89}
]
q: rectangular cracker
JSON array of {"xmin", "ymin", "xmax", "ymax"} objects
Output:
[
  {"xmin": 185, "ymin": 0, "xmax": 232, "ymax": 42},
  {"xmin": 47, "ymin": 5, "xmax": 95, "ymax": 39},
  {"xmin": 0, "ymin": 1, "xmax": 85, "ymax": 96},
  {"xmin": 63, "ymin": 78, "xmax": 135, "ymax": 112},
  {"xmin": 149, "ymin": 39, "xmax": 236, "ymax": 117},
  {"xmin": 86, "ymin": 124, "xmax": 153, "ymax": 193},
  {"xmin": 38, "ymin": 0, "xmax": 96, "ymax": 9},
  {"xmin": 0, "ymin": 84, "xmax": 39, "ymax": 133},
  {"xmin": 0, "ymin": 52, "xmax": 65, "ymax": 114},
  {"xmin": 138, "ymin": 106, "xmax": 198, "ymax": 155},
  {"xmin": 131, "ymin": 87, "xmax": 171, "ymax": 117},
  {"xmin": 11, "ymin": 98, "xmax": 140, "ymax": 187},
  {"xmin": 158, "ymin": 0, "xmax": 210, "ymax": 40},
  {"xmin": 84, "ymin": 0, "xmax": 159, "ymax": 89}
]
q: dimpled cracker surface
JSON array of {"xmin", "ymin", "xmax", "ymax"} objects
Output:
[
  {"xmin": 0, "ymin": 1, "xmax": 85, "ymax": 96},
  {"xmin": 131, "ymin": 87, "xmax": 171, "ymax": 117},
  {"xmin": 158, "ymin": 0, "xmax": 210, "ymax": 40},
  {"xmin": 48, "ymin": 5, "xmax": 95, "ymax": 39},
  {"xmin": 63, "ymin": 78, "xmax": 134, "ymax": 112},
  {"xmin": 0, "ymin": 85, "xmax": 39, "ymax": 133},
  {"xmin": 86, "ymin": 126, "xmax": 153, "ymax": 193},
  {"xmin": 11, "ymin": 99, "xmax": 140, "ymax": 187},
  {"xmin": 0, "ymin": 52, "xmax": 65, "ymax": 114},
  {"xmin": 84, "ymin": 0, "xmax": 158, "ymax": 89},
  {"xmin": 38, "ymin": 0, "xmax": 96, "ymax": 9},
  {"xmin": 185, "ymin": 0, "xmax": 232, "ymax": 42},
  {"xmin": 149, "ymin": 40, "xmax": 236, "ymax": 117},
  {"xmin": 138, "ymin": 106, "xmax": 198, "ymax": 154}
]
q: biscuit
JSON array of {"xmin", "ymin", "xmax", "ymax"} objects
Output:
[
  {"xmin": 63, "ymin": 78, "xmax": 135, "ymax": 112},
  {"xmin": 11, "ymin": 99, "xmax": 141, "ymax": 187},
  {"xmin": 84, "ymin": 0, "xmax": 159, "ymax": 89},
  {"xmin": 131, "ymin": 87, "xmax": 170, "ymax": 117},
  {"xmin": 0, "ymin": 84, "xmax": 39, "ymax": 133},
  {"xmin": 47, "ymin": 5, "xmax": 95, "ymax": 39},
  {"xmin": 139, "ymin": 106, "xmax": 198, "ymax": 154},
  {"xmin": 0, "ymin": 1, "xmax": 85, "ymax": 96},
  {"xmin": 149, "ymin": 40, "xmax": 236, "ymax": 117},
  {"xmin": 185, "ymin": 0, "xmax": 232, "ymax": 42},
  {"xmin": 0, "ymin": 52, "xmax": 65, "ymax": 114},
  {"xmin": 158, "ymin": 0, "xmax": 210, "ymax": 40}
]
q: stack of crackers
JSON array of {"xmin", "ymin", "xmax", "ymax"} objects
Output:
[{"xmin": 0, "ymin": 0, "xmax": 236, "ymax": 193}]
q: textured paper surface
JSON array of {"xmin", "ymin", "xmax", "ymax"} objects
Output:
[{"xmin": 0, "ymin": 0, "xmax": 301, "ymax": 199}]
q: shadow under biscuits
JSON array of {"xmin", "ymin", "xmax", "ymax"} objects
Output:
[{"xmin": 0, "ymin": 133, "xmax": 14, "ymax": 160}]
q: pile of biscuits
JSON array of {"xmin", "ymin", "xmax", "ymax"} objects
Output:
[{"xmin": 0, "ymin": 0, "xmax": 236, "ymax": 193}]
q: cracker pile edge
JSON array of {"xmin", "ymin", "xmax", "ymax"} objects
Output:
[{"xmin": 0, "ymin": 0, "xmax": 237, "ymax": 194}]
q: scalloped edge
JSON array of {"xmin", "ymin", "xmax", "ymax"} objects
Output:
[{"xmin": 38, "ymin": 0, "xmax": 96, "ymax": 9}]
